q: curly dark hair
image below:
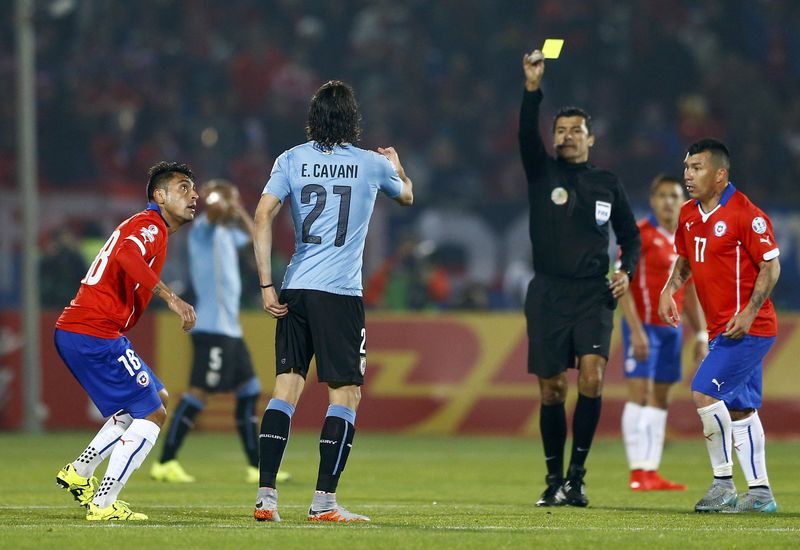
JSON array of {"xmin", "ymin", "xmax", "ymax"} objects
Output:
[
  {"xmin": 146, "ymin": 161, "xmax": 194, "ymax": 201},
  {"xmin": 305, "ymin": 80, "xmax": 362, "ymax": 150}
]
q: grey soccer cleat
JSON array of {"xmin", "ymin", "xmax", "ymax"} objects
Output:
[
  {"xmin": 726, "ymin": 491, "xmax": 778, "ymax": 513},
  {"xmin": 694, "ymin": 482, "xmax": 737, "ymax": 513},
  {"xmin": 253, "ymin": 488, "xmax": 281, "ymax": 522}
]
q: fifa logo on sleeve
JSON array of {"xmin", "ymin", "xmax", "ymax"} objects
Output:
[{"xmin": 139, "ymin": 224, "xmax": 159, "ymax": 244}]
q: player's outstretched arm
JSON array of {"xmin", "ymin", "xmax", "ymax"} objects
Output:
[
  {"xmin": 378, "ymin": 146, "xmax": 414, "ymax": 206},
  {"xmin": 658, "ymin": 256, "xmax": 691, "ymax": 327},
  {"xmin": 153, "ymin": 281, "xmax": 196, "ymax": 332},
  {"xmin": 253, "ymin": 193, "xmax": 288, "ymax": 319},
  {"xmin": 723, "ymin": 257, "xmax": 780, "ymax": 339},
  {"xmin": 619, "ymin": 287, "xmax": 649, "ymax": 362}
]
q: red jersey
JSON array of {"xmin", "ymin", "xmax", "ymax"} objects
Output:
[
  {"xmin": 674, "ymin": 184, "xmax": 779, "ymax": 340},
  {"xmin": 57, "ymin": 204, "xmax": 169, "ymax": 338},
  {"xmin": 631, "ymin": 215, "xmax": 685, "ymax": 326}
]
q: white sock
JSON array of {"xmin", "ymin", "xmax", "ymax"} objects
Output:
[
  {"xmin": 73, "ymin": 411, "xmax": 133, "ymax": 478},
  {"xmin": 92, "ymin": 419, "xmax": 160, "ymax": 508},
  {"xmin": 731, "ymin": 411, "xmax": 770, "ymax": 488},
  {"xmin": 697, "ymin": 401, "xmax": 733, "ymax": 477},
  {"xmin": 640, "ymin": 406, "xmax": 667, "ymax": 471},
  {"xmin": 622, "ymin": 402, "xmax": 645, "ymax": 470}
]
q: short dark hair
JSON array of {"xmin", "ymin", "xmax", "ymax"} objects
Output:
[
  {"xmin": 146, "ymin": 161, "xmax": 194, "ymax": 201},
  {"xmin": 306, "ymin": 80, "xmax": 362, "ymax": 150},
  {"xmin": 649, "ymin": 173, "xmax": 683, "ymax": 195},
  {"xmin": 687, "ymin": 138, "xmax": 730, "ymax": 170},
  {"xmin": 553, "ymin": 106, "xmax": 593, "ymax": 134}
]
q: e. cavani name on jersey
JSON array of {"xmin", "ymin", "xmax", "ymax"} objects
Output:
[{"xmin": 301, "ymin": 163, "xmax": 359, "ymax": 179}]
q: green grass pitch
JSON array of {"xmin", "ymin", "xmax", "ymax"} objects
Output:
[{"xmin": 1, "ymin": 432, "xmax": 798, "ymax": 549}]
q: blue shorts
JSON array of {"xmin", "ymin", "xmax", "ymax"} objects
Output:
[
  {"xmin": 54, "ymin": 329, "xmax": 164, "ymax": 419},
  {"xmin": 690, "ymin": 334, "xmax": 774, "ymax": 410},
  {"xmin": 622, "ymin": 321, "xmax": 683, "ymax": 383}
]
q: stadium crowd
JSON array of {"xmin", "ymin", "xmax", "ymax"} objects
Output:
[{"xmin": 2, "ymin": 0, "xmax": 799, "ymax": 309}]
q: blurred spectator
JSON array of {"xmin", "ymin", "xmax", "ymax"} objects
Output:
[{"xmin": 39, "ymin": 229, "xmax": 87, "ymax": 308}]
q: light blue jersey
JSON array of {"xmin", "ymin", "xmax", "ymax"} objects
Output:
[
  {"xmin": 264, "ymin": 142, "xmax": 403, "ymax": 296},
  {"xmin": 189, "ymin": 213, "xmax": 250, "ymax": 337}
]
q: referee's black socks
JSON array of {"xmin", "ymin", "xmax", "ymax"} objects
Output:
[
  {"xmin": 316, "ymin": 405, "xmax": 356, "ymax": 494},
  {"xmin": 569, "ymin": 393, "xmax": 602, "ymax": 470},
  {"xmin": 258, "ymin": 398, "xmax": 295, "ymax": 488},
  {"xmin": 540, "ymin": 402, "xmax": 567, "ymax": 480}
]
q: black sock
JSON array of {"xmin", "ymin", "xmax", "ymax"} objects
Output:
[
  {"xmin": 235, "ymin": 394, "xmax": 260, "ymax": 467},
  {"xmin": 159, "ymin": 395, "xmax": 203, "ymax": 462},
  {"xmin": 568, "ymin": 394, "xmax": 602, "ymax": 469},
  {"xmin": 316, "ymin": 412, "xmax": 356, "ymax": 494},
  {"xmin": 540, "ymin": 402, "xmax": 567, "ymax": 479},
  {"xmin": 258, "ymin": 400, "xmax": 293, "ymax": 488}
]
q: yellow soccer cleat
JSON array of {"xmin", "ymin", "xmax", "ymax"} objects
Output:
[
  {"xmin": 246, "ymin": 466, "xmax": 292, "ymax": 484},
  {"xmin": 56, "ymin": 463, "xmax": 98, "ymax": 507},
  {"xmin": 86, "ymin": 500, "xmax": 148, "ymax": 521},
  {"xmin": 150, "ymin": 460, "xmax": 196, "ymax": 483}
]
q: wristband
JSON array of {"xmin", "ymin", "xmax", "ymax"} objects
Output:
[
  {"xmin": 260, "ymin": 283, "xmax": 274, "ymax": 289},
  {"xmin": 696, "ymin": 331, "xmax": 709, "ymax": 343}
]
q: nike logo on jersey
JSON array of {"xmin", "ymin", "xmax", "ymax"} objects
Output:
[
  {"xmin": 592, "ymin": 344, "xmax": 602, "ymax": 349},
  {"xmin": 712, "ymin": 378, "xmax": 724, "ymax": 391}
]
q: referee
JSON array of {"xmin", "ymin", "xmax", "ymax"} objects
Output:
[{"xmin": 519, "ymin": 49, "xmax": 641, "ymax": 507}]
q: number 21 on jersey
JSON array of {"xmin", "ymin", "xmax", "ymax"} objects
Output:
[{"xmin": 694, "ymin": 236, "xmax": 707, "ymax": 263}]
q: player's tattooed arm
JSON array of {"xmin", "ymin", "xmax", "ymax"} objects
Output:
[
  {"xmin": 658, "ymin": 256, "xmax": 691, "ymax": 328},
  {"xmin": 665, "ymin": 256, "xmax": 692, "ymax": 294},
  {"xmin": 153, "ymin": 281, "xmax": 196, "ymax": 332},
  {"xmin": 724, "ymin": 257, "xmax": 780, "ymax": 339}
]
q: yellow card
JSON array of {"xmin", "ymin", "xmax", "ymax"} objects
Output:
[{"xmin": 542, "ymin": 38, "xmax": 564, "ymax": 59}]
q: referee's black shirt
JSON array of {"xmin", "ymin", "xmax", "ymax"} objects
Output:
[{"xmin": 519, "ymin": 89, "xmax": 641, "ymax": 281}]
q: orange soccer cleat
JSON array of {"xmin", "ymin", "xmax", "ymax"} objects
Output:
[
  {"xmin": 307, "ymin": 505, "xmax": 370, "ymax": 523},
  {"xmin": 645, "ymin": 471, "xmax": 687, "ymax": 491}
]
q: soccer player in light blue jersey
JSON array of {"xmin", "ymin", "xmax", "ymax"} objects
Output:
[
  {"xmin": 150, "ymin": 180, "xmax": 288, "ymax": 485},
  {"xmin": 251, "ymin": 80, "xmax": 413, "ymax": 523}
]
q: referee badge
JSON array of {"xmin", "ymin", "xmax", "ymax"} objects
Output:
[
  {"xmin": 595, "ymin": 201, "xmax": 611, "ymax": 225},
  {"xmin": 551, "ymin": 187, "xmax": 568, "ymax": 206}
]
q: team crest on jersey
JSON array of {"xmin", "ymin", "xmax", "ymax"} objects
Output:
[
  {"xmin": 752, "ymin": 216, "xmax": 767, "ymax": 234},
  {"xmin": 136, "ymin": 371, "xmax": 150, "ymax": 387},
  {"xmin": 550, "ymin": 186, "xmax": 568, "ymax": 206},
  {"xmin": 713, "ymin": 220, "xmax": 727, "ymax": 237},
  {"xmin": 359, "ymin": 357, "xmax": 367, "ymax": 376},
  {"xmin": 139, "ymin": 224, "xmax": 159, "ymax": 244},
  {"xmin": 595, "ymin": 201, "xmax": 611, "ymax": 225}
]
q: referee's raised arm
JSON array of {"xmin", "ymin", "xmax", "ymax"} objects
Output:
[{"xmin": 519, "ymin": 50, "xmax": 547, "ymax": 180}]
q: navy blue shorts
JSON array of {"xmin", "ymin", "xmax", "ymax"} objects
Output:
[
  {"xmin": 54, "ymin": 329, "xmax": 164, "ymax": 419},
  {"xmin": 690, "ymin": 334, "xmax": 774, "ymax": 410},
  {"xmin": 622, "ymin": 321, "xmax": 683, "ymax": 383}
]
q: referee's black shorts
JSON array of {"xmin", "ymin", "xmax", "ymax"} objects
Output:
[
  {"xmin": 275, "ymin": 289, "xmax": 366, "ymax": 386},
  {"xmin": 525, "ymin": 274, "xmax": 616, "ymax": 378}
]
